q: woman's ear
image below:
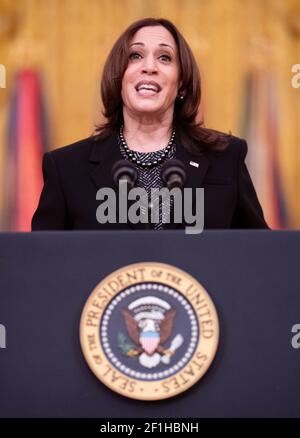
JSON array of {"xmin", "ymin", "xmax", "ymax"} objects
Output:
[
  {"xmin": 177, "ymin": 88, "xmax": 186, "ymax": 98},
  {"xmin": 178, "ymin": 80, "xmax": 186, "ymax": 97}
]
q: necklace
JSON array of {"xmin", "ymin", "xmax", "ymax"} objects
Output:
[{"xmin": 119, "ymin": 125, "xmax": 176, "ymax": 169}]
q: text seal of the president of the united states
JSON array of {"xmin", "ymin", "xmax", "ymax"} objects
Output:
[{"xmin": 80, "ymin": 262, "xmax": 219, "ymax": 400}]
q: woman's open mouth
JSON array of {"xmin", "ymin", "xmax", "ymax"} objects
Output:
[{"xmin": 135, "ymin": 81, "xmax": 162, "ymax": 97}]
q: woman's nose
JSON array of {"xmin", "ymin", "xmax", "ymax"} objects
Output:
[{"xmin": 141, "ymin": 56, "xmax": 158, "ymax": 74}]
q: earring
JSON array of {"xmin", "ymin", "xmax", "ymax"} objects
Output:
[{"xmin": 177, "ymin": 94, "xmax": 184, "ymax": 101}]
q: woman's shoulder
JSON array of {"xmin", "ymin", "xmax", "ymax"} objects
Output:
[
  {"xmin": 203, "ymin": 128, "xmax": 248, "ymax": 159},
  {"xmin": 48, "ymin": 135, "xmax": 98, "ymax": 162}
]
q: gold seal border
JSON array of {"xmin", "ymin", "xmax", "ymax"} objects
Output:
[{"xmin": 80, "ymin": 262, "xmax": 219, "ymax": 401}]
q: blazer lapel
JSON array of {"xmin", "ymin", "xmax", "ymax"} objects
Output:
[
  {"xmin": 88, "ymin": 133, "xmax": 146, "ymax": 230},
  {"xmin": 89, "ymin": 133, "xmax": 123, "ymax": 190},
  {"xmin": 175, "ymin": 139, "xmax": 210, "ymax": 189},
  {"xmin": 163, "ymin": 138, "xmax": 211, "ymax": 229}
]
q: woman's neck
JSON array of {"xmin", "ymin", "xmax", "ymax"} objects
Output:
[{"xmin": 122, "ymin": 116, "xmax": 173, "ymax": 153}]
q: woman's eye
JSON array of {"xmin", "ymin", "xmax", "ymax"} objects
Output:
[
  {"xmin": 160, "ymin": 54, "xmax": 172, "ymax": 62},
  {"xmin": 129, "ymin": 52, "xmax": 141, "ymax": 60}
]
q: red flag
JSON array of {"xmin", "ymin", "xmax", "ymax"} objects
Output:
[{"xmin": 7, "ymin": 69, "xmax": 47, "ymax": 231}]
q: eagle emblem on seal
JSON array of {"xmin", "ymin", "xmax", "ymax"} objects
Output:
[{"xmin": 119, "ymin": 296, "xmax": 184, "ymax": 369}]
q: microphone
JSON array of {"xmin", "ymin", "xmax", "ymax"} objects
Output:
[
  {"xmin": 112, "ymin": 160, "xmax": 138, "ymax": 189},
  {"xmin": 160, "ymin": 159, "xmax": 186, "ymax": 189}
]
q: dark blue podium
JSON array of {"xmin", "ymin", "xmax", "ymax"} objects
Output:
[{"xmin": 0, "ymin": 230, "xmax": 299, "ymax": 417}]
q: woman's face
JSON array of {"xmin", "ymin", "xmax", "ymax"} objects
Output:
[{"xmin": 121, "ymin": 25, "xmax": 181, "ymax": 121}]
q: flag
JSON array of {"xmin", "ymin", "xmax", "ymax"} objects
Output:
[
  {"xmin": 240, "ymin": 68, "xmax": 289, "ymax": 229},
  {"xmin": 6, "ymin": 69, "xmax": 48, "ymax": 231}
]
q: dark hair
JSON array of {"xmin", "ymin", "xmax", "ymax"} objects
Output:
[{"xmin": 95, "ymin": 17, "xmax": 230, "ymax": 152}]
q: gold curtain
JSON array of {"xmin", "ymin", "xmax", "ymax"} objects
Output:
[{"xmin": 0, "ymin": 0, "xmax": 300, "ymax": 227}]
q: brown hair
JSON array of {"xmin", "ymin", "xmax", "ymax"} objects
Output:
[{"xmin": 95, "ymin": 17, "xmax": 230, "ymax": 152}]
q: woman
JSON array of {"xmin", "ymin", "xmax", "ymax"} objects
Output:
[{"xmin": 32, "ymin": 17, "xmax": 268, "ymax": 231}]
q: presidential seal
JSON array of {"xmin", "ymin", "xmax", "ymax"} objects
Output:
[{"xmin": 80, "ymin": 262, "xmax": 219, "ymax": 401}]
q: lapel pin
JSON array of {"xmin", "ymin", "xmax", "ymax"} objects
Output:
[{"xmin": 189, "ymin": 161, "xmax": 199, "ymax": 168}]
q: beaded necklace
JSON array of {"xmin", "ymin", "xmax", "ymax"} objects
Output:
[{"xmin": 119, "ymin": 125, "xmax": 176, "ymax": 169}]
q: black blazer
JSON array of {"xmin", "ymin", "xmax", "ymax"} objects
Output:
[{"xmin": 31, "ymin": 133, "xmax": 268, "ymax": 230}]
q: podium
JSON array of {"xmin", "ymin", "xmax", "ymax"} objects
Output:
[{"xmin": 0, "ymin": 230, "xmax": 299, "ymax": 418}]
